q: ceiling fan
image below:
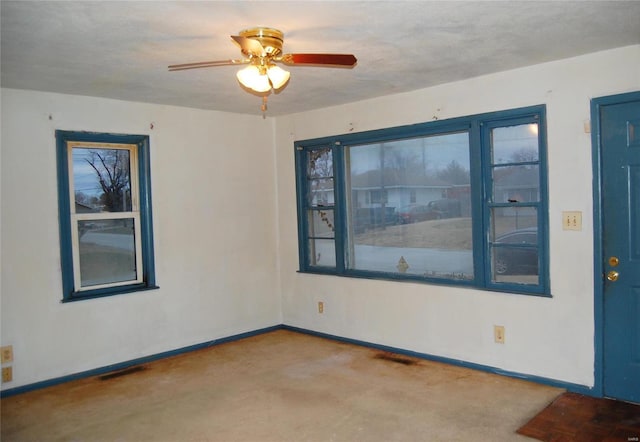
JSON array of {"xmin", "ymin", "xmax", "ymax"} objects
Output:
[{"xmin": 168, "ymin": 27, "xmax": 357, "ymax": 113}]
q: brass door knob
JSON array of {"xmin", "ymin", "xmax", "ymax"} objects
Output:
[{"xmin": 606, "ymin": 270, "xmax": 619, "ymax": 282}]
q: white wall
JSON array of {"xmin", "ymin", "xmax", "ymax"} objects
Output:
[
  {"xmin": 274, "ymin": 45, "xmax": 640, "ymax": 387},
  {"xmin": 1, "ymin": 89, "xmax": 282, "ymax": 389},
  {"xmin": 2, "ymin": 45, "xmax": 638, "ymax": 392}
]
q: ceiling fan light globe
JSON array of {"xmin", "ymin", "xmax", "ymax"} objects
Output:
[
  {"xmin": 236, "ymin": 66, "xmax": 271, "ymax": 92},
  {"xmin": 267, "ymin": 65, "xmax": 290, "ymax": 90},
  {"xmin": 252, "ymin": 75, "xmax": 271, "ymax": 93},
  {"xmin": 236, "ymin": 65, "xmax": 258, "ymax": 86}
]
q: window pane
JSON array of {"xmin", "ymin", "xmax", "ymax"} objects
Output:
[
  {"xmin": 308, "ymin": 148, "xmax": 333, "ymax": 178},
  {"xmin": 73, "ymin": 148, "xmax": 132, "ymax": 213},
  {"xmin": 347, "ymin": 132, "xmax": 473, "ymax": 279},
  {"xmin": 490, "ymin": 206, "xmax": 538, "ymax": 240},
  {"xmin": 491, "ymin": 124, "xmax": 539, "ymax": 165},
  {"xmin": 492, "ymin": 244, "xmax": 539, "ymax": 285},
  {"xmin": 308, "ymin": 178, "xmax": 335, "ymax": 206},
  {"xmin": 492, "ymin": 165, "xmax": 540, "ymax": 203},
  {"xmin": 352, "ymin": 206, "xmax": 397, "ymax": 233},
  {"xmin": 490, "ymin": 207, "xmax": 539, "ymax": 285},
  {"xmin": 308, "ymin": 239, "xmax": 336, "ymax": 267},
  {"xmin": 78, "ymin": 218, "xmax": 136, "ymax": 287},
  {"xmin": 308, "ymin": 209, "xmax": 335, "ymax": 238}
]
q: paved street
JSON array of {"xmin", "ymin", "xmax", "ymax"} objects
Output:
[{"xmin": 82, "ymin": 231, "xmax": 134, "ymax": 251}]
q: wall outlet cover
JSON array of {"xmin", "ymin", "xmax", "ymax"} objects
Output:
[{"xmin": 1, "ymin": 345, "xmax": 13, "ymax": 364}]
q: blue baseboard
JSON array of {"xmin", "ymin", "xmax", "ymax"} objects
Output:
[
  {"xmin": 1, "ymin": 323, "xmax": 596, "ymax": 399},
  {"xmin": 0, "ymin": 325, "xmax": 282, "ymax": 398},
  {"xmin": 281, "ymin": 325, "xmax": 597, "ymax": 397}
]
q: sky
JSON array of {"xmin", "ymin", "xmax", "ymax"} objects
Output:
[
  {"xmin": 72, "ymin": 147, "xmax": 131, "ymax": 199},
  {"xmin": 349, "ymin": 131, "xmax": 470, "ymax": 175},
  {"xmin": 348, "ymin": 123, "xmax": 538, "ymax": 174}
]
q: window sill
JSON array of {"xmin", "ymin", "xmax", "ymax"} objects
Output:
[
  {"xmin": 297, "ymin": 269, "xmax": 551, "ymax": 297},
  {"xmin": 61, "ymin": 284, "xmax": 160, "ymax": 303}
]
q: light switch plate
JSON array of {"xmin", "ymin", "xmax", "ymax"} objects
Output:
[{"xmin": 562, "ymin": 211, "xmax": 582, "ymax": 231}]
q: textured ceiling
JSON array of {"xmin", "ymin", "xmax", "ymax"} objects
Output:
[{"xmin": 2, "ymin": 1, "xmax": 639, "ymax": 116}]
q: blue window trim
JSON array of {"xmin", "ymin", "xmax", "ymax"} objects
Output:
[
  {"xmin": 294, "ymin": 105, "xmax": 550, "ymax": 296},
  {"xmin": 480, "ymin": 110, "xmax": 550, "ymax": 295},
  {"xmin": 56, "ymin": 130, "xmax": 158, "ymax": 302}
]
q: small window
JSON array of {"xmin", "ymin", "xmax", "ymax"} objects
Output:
[
  {"xmin": 301, "ymin": 147, "xmax": 336, "ymax": 268},
  {"xmin": 486, "ymin": 122, "xmax": 543, "ymax": 287},
  {"xmin": 295, "ymin": 105, "xmax": 549, "ymax": 296},
  {"xmin": 56, "ymin": 131, "xmax": 157, "ymax": 301}
]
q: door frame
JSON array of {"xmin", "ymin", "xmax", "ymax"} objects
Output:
[{"xmin": 591, "ymin": 90, "xmax": 640, "ymax": 399}]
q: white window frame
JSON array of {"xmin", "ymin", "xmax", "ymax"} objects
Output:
[{"xmin": 67, "ymin": 141, "xmax": 143, "ymax": 291}]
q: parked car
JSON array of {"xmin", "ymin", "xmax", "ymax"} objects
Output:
[
  {"xmin": 426, "ymin": 198, "xmax": 462, "ymax": 219},
  {"xmin": 397, "ymin": 204, "xmax": 438, "ymax": 224},
  {"xmin": 494, "ymin": 227, "xmax": 538, "ymax": 275}
]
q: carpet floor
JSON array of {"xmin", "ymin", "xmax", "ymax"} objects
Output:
[{"xmin": 2, "ymin": 329, "xmax": 564, "ymax": 441}]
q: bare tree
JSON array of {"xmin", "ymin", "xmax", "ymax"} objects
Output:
[
  {"xmin": 75, "ymin": 191, "xmax": 89, "ymax": 205},
  {"xmin": 510, "ymin": 148, "xmax": 538, "ymax": 163},
  {"xmin": 85, "ymin": 149, "xmax": 131, "ymax": 212},
  {"xmin": 437, "ymin": 160, "xmax": 469, "ymax": 185}
]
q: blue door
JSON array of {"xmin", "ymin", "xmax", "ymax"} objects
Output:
[{"xmin": 599, "ymin": 92, "xmax": 640, "ymax": 403}]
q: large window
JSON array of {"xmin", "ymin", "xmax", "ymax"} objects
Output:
[
  {"xmin": 295, "ymin": 106, "xmax": 549, "ymax": 295},
  {"xmin": 56, "ymin": 131, "xmax": 157, "ymax": 301}
]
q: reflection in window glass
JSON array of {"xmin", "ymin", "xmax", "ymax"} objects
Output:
[{"xmin": 346, "ymin": 132, "xmax": 473, "ymax": 279}]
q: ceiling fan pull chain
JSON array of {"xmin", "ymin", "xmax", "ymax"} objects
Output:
[{"xmin": 261, "ymin": 96, "xmax": 268, "ymax": 117}]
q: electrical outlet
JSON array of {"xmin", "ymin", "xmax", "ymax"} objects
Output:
[
  {"xmin": 318, "ymin": 302, "xmax": 324, "ymax": 314},
  {"xmin": 2, "ymin": 366, "xmax": 12, "ymax": 383},
  {"xmin": 562, "ymin": 211, "xmax": 582, "ymax": 231},
  {"xmin": 494, "ymin": 325, "xmax": 505, "ymax": 344},
  {"xmin": 1, "ymin": 345, "xmax": 14, "ymax": 363}
]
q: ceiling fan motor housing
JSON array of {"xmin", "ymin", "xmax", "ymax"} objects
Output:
[{"xmin": 239, "ymin": 27, "xmax": 284, "ymax": 57}]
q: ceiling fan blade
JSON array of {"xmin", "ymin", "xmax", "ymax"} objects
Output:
[
  {"xmin": 168, "ymin": 59, "xmax": 248, "ymax": 71},
  {"xmin": 280, "ymin": 53, "xmax": 357, "ymax": 67},
  {"xmin": 231, "ymin": 35, "xmax": 265, "ymax": 56}
]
